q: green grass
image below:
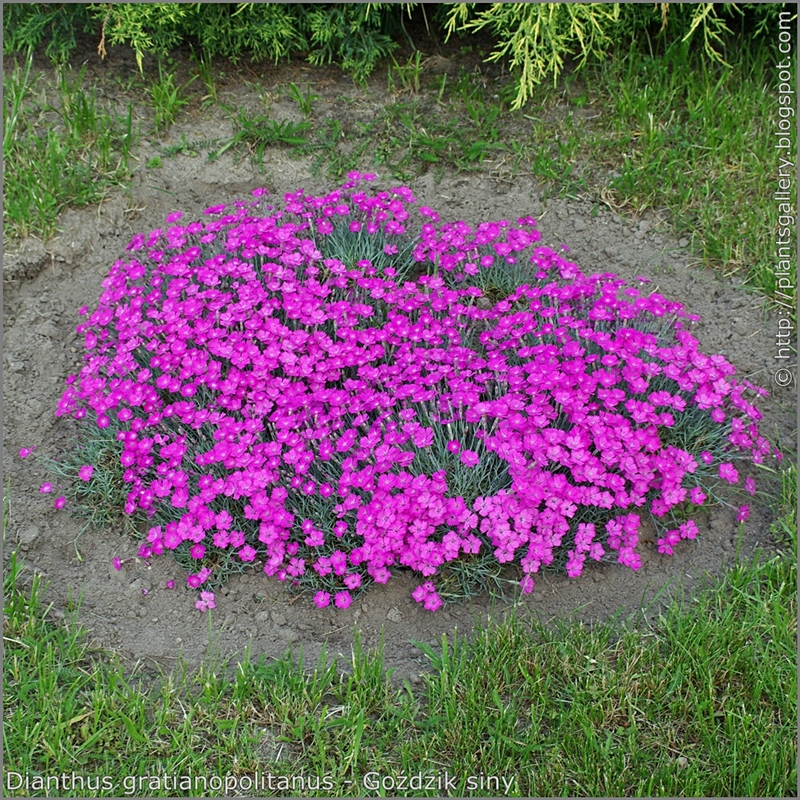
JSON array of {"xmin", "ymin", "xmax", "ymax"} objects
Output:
[
  {"xmin": 285, "ymin": 82, "xmax": 321, "ymax": 117},
  {"xmin": 209, "ymin": 108, "xmax": 311, "ymax": 168},
  {"xmin": 3, "ymin": 53, "xmax": 138, "ymax": 244},
  {"xmin": 3, "ymin": 468, "xmax": 796, "ymax": 797},
  {"xmin": 148, "ymin": 60, "xmax": 196, "ymax": 134},
  {"xmin": 587, "ymin": 39, "xmax": 788, "ymax": 306}
]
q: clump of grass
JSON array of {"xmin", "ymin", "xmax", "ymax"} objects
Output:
[
  {"xmin": 770, "ymin": 461, "xmax": 797, "ymax": 551},
  {"xmin": 414, "ymin": 545, "xmax": 796, "ymax": 797},
  {"xmin": 148, "ymin": 60, "xmax": 196, "ymax": 134},
  {"xmin": 3, "ymin": 53, "xmax": 137, "ymax": 244},
  {"xmin": 209, "ymin": 108, "xmax": 310, "ymax": 168},
  {"xmin": 285, "ymin": 81, "xmax": 320, "ymax": 117}
]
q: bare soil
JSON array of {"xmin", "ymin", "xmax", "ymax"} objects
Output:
[{"xmin": 3, "ymin": 42, "xmax": 794, "ymax": 685}]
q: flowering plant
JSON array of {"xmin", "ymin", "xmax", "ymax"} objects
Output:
[{"xmin": 45, "ymin": 174, "xmax": 775, "ymax": 611}]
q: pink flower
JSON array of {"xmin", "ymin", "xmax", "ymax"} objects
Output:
[
  {"xmin": 238, "ymin": 545, "xmax": 257, "ymax": 562},
  {"xmin": 166, "ymin": 211, "xmax": 183, "ymax": 223},
  {"xmin": 314, "ymin": 591, "xmax": 331, "ymax": 608},
  {"xmin": 54, "ymin": 496, "xmax": 66, "ymax": 510},
  {"xmin": 40, "ymin": 483, "xmax": 53, "ymax": 494},
  {"xmin": 423, "ymin": 591, "xmax": 443, "ymax": 612},
  {"xmin": 334, "ymin": 590, "xmax": 352, "ymax": 609},
  {"xmin": 565, "ymin": 550, "xmax": 585, "ymax": 578},
  {"xmin": 657, "ymin": 538, "xmax": 674, "ymax": 555},
  {"xmin": 588, "ymin": 542, "xmax": 604, "ymax": 561},
  {"xmin": 737, "ymin": 505, "xmax": 750, "ymax": 522},
  {"xmin": 460, "ymin": 450, "xmax": 479, "ymax": 467},
  {"xmin": 700, "ymin": 451, "xmax": 713, "ymax": 465},
  {"xmin": 164, "ymin": 580, "xmax": 175, "ymax": 589},
  {"xmin": 689, "ymin": 487, "xmax": 706, "ymax": 505},
  {"xmin": 195, "ymin": 591, "xmax": 215, "ymax": 612},
  {"xmin": 344, "ymin": 572, "xmax": 361, "ymax": 589},
  {"xmin": 113, "ymin": 557, "xmax": 122, "ymax": 570},
  {"xmin": 413, "ymin": 581, "xmax": 437, "ymax": 605},
  {"xmin": 718, "ymin": 463, "xmax": 739, "ymax": 484},
  {"xmin": 190, "ymin": 544, "xmax": 206, "ymax": 560},
  {"xmin": 78, "ymin": 464, "xmax": 94, "ymax": 482},
  {"xmin": 744, "ymin": 477, "xmax": 756, "ymax": 496},
  {"xmin": 446, "ymin": 440, "xmax": 461, "ymax": 454},
  {"xmin": 19, "ymin": 447, "xmax": 34, "ymax": 459}
]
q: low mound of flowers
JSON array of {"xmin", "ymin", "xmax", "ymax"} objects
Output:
[{"xmin": 44, "ymin": 174, "xmax": 774, "ymax": 612}]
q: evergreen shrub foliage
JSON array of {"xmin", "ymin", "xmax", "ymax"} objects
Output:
[{"xmin": 4, "ymin": 3, "xmax": 788, "ymax": 105}]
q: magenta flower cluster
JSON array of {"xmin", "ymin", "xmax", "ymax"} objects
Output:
[{"xmin": 52, "ymin": 174, "xmax": 774, "ymax": 611}]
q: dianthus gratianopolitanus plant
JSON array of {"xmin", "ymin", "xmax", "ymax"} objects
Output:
[{"xmin": 37, "ymin": 174, "xmax": 777, "ymax": 612}]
